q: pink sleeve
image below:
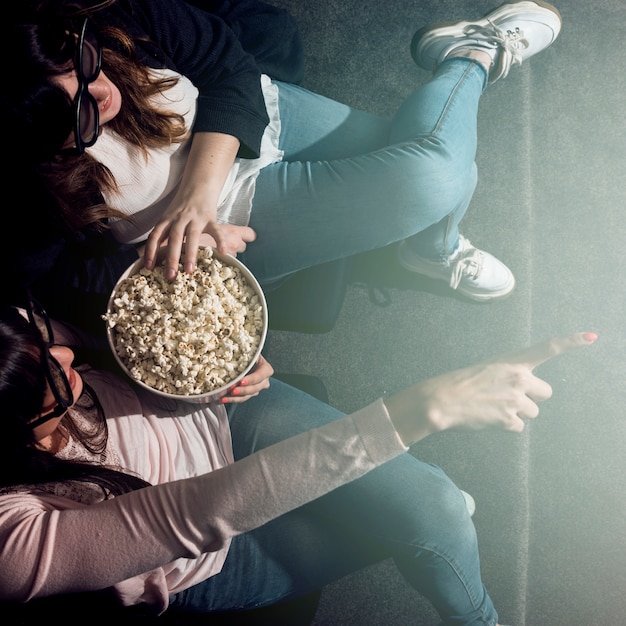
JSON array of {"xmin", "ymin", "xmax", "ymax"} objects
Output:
[{"xmin": 0, "ymin": 399, "xmax": 405, "ymax": 605}]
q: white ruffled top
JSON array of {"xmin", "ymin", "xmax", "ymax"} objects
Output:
[{"xmin": 87, "ymin": 70, "xmax": 283, "ymax": 244}]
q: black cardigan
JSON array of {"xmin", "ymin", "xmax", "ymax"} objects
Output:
[{"xmin": 3, "ymin": 0, "xmax": 303, "ymax": 338}]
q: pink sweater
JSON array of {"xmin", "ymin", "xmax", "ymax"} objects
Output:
[{"xmin": 0, "ymin": 367, "xmax": 406, "ymax": 613}]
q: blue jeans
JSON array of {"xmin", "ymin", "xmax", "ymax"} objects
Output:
[
  {"xmin": 169, "ymin": 379, "xmax": 499, "ymax": 626},
  {"xmin": 239, "ymin": 58, "xmax": 487, "ymax": 284}
]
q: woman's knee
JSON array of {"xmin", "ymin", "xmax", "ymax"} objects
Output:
[{"xmin": 395, "ymin": 462, "xmax": 476, "ymax": 546}]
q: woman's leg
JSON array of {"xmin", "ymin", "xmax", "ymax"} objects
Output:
[
  {"xmin": 242, "ymin": 58, "xmax": 487, "ymax": 283},
  {"xmin": 265, "ymin": 80, "xmax": 393, "ymax": 162},
  {"xmin": 169, "ymin": 504, "xmax": 379, "ymax": 613},
  {"xmin": 174, "ymin": 380, "xmax": 499, "ymax": 625},
  {"xmin": 172, "ymin": 459, "xmax": 499, "ymax": 625}
]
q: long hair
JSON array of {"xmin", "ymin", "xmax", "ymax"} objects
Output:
[
  {"xmin": 6, "ymin": 0, "xmax": 188, "ymax": 231},
  {"xmin": 0, "ymin": 305, "xmax": 149, "ymax": 496}
]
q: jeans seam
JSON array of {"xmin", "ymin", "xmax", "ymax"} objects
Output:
[
  {"xmin": 427, "ymin": 62, "xmax": 480, "ymax": 145},
  {"xmin": 389, "ymin": 538, "xmax": 486, "ymax": 616}
]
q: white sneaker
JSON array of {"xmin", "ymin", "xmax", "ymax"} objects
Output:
[
  {"xmin": 461, "ymin": 490, "xmax": 476, "ymax": 517},
  {"xmin": 411, "ymin": 0, "xmax": 562, "ymax": 84},
  {"xmin": 397, "ymin": 235, "xmax": 516, "ymax": 302}
]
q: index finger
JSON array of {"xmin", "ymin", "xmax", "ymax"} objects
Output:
[
  {"xmin": 143, "ymin": 223, "xmax": 169, "ymax": 270},
  {"xmin": 488, "ymin": 332, "xmax": 598, "ymax": 370}
]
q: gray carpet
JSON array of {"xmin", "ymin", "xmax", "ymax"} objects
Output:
[{"xmin": 264, "ymin": 1, "xmax": 626, "ymax": 624}]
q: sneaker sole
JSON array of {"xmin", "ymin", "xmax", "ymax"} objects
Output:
[
  {"xmin": 411, "ymin": 0, "xmax": 562, "ymax": 72},
  {"xmin": 461, "ymin": 490, "xmax": 477, "ymax": 517},
  {"xmin": 397, "ymin": 242, "xmax": 516, "ymax": 302}
]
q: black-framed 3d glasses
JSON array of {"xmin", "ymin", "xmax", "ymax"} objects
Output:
[
  {"xmin": 71, "ymin": 17, "xmax": 102, "ymax": 154},
  {"xmin": 26, "ymin": 296, "xmax": 74, "ymax": 428}
]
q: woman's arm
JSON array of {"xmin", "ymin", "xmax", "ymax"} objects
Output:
[
  {"xmin": 0, "ymin": 397, "xmax": 402, "ymax": 604},
  {"xmin": 142, "ymin": 132, "xmax": 256, "ymax": 278},
  {"xmin": 0, "ymin": 333, "xmax": 595, "ymax": 604}
]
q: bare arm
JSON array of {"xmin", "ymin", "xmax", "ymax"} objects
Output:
[{"xmin": 143, "ymin": 132, "xmax": 257, "ymax": 279}]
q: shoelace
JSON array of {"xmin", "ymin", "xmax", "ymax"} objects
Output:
[
  {"xmin": 448, "ymin": 245, "xmax": 484, "ymax": 289},
  {"xmin": 464, "ymin": 21, "xmax": 530, "ymax": 77}
]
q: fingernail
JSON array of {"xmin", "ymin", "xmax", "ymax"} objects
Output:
[
  {"xmin": 220, "ymin": 397, "xmax": 229, "ymax": 404},
  {"xmin": 583, "ymin": 332, "xmax": 598, "ymax": 342},
  {"xmin": 184, "ymin": 262, "xmax": 195, "ymax": 274},
  {"xmin": 232, "ymin": 388, "xmax": 240, "ymax": 396},
  {"xmin": 240, "ymin": 379, "xmax": 248, "ymax": 386},
  {"xmin": 166, "ymin": 269, "xmax": 176, "ymax": 280}
]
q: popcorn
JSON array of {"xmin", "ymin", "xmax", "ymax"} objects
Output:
[{"xmin": 104, "ymin": 247, "xmax": 265, "ymax": 396}]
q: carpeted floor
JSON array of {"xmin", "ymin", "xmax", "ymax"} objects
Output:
[{"xmin": 264, "ymin": 1, "xmax": 626, "ymax": 624}]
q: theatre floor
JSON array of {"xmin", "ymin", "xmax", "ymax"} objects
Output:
[{"xmin": 263, "ymin": 1, "xmax": 626, "ymax": 624}]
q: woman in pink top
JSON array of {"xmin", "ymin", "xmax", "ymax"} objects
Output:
[{"xmin": 0, "ymin": 298, "xmax": 595, "ymax": 625}]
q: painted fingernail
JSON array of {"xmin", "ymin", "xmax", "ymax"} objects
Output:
[
  {"xmin": 583, "ymin": 332, "xmax": 598, "ymax": 342},
  {"xmin": 240, "ymin": 379, "xmax": 248, "ymax": 386},
  {"xmin": 232, "ymin": 388, "xmax": 240, "ymax": 396}
]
